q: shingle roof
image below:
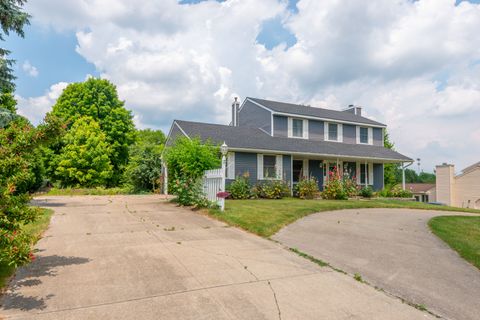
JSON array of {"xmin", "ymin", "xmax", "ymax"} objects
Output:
[
  {"xmin": 247, "ymin": 97, "xmax": 386, "ymax": 127},
  {"xmin": 174, "ymin": 120, "xmax": 411, "ymax": 162},
  {"xmin": 404, "ymin": 183, "xmax": 436, "ymax": 193}
]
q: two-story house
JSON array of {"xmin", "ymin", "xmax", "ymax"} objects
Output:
[{"xmin": 165, "ymin": 97, "xmax": 412, "ymax": 192}]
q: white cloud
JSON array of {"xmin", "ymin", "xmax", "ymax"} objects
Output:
[
  {"xmin": 16, "ymin": 82, "xmax": 69, "ymax": 125},
  {"xmin": 22, "ymin": 0, "xmax": 480, "ymax": 171},
  {"xmin": 22, "ymin": 60, "xmax": 39, "ymax": 77}
]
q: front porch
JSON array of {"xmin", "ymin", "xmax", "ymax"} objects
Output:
[{"xmin": 291, "ymin": 157, "xmax": 384, "ymax": 191}]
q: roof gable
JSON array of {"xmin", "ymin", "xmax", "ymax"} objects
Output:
[{"xmin": 247, "ymin": 97, "xmax": 386, "ymax": 127}]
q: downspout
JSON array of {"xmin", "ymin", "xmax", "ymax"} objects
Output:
[{"xmin": 402, "ymin": 161, "xmax": 413, "ymax": 190}]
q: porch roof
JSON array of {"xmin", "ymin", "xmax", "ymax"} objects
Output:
[{"xmin": 174, "ymin": 120, "xmax": 412, "ymax": 163}]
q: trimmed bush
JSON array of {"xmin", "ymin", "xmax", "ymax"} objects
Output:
[
  {"xmin": 253, "ymin": 180, "xmax": 290, "ymax": 199},
  {"xmin": 359, "ymin": 186, "xmax": 374, "ymax": 198},
  {"xmin": 295, "ymin": 177, "xmax": 320, "ymax": 199}
]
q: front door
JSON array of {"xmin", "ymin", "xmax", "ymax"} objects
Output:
[{"xmin": 292, "ymin": 160, "xmax": 304, "ymax": 184}]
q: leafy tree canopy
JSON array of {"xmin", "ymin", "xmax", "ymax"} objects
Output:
[
  {"xmin": 164, "ymin": 136, "xmax": 220, "ymax": 186},
  {"xmin": 49, "ymin": 78, "xmax": 135, "ymax": 185},
  {"xmin": 124, "ymin": 129, "xmax": 166, "ymax": 192},
  {"xmin": 53, "ymin": 116, "xmax": 113, "ymax": 187},
  {"xmin": 0, "ymin": 0, "xmax": 30, "ymax": 91}
]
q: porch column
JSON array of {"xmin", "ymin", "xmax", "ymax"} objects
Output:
[{"xmin": 365, "ymin": 160, "xmax": 368, "ymax": 186}]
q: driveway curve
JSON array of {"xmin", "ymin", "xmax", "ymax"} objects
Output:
[
  {"xmin": 273, "ymin": 208, "xmax": 480, "ymax": 320},
  {"xmin": 1, "ymin": 196, "xmax": 435, "ymax": 320}
]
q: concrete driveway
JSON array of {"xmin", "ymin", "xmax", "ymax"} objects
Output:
[
  {"xmin": 0, "ymin": 196, "xmax": 434, "ymax": 320},
  {"xmin": 273, "ymin": 208, "xmax": 480, "ymax": 320}
]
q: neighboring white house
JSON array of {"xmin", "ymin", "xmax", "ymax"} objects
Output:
[{"xmin": 436, "ymin": 162, "xmax": 480, "ymax": 209}]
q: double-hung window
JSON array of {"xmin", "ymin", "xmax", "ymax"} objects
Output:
[
  {"xmin": 357, "ymin": 126, "xmax": 373, "ymax": 145},
  {"xmin": 257, "ymin": 154, "xmax": 283, "ymax": 180},
  {"xmin": 288, "ymin": 118, "xmax": 308, "ymax": 139},
  {"xmin": 360, "ymin": 127, "xmax": 368, "ymax": 144},
  {"xmin": 328, "ymin": 123, "xmax": 338, "ymax": 141},
  {"xmin": 292, "ymin": 119, "xmax": 303, "ymax": 138},
  {"xmin": 325, "ymin": 122, "xmax": 342, "ymax": 142},
  {"xmin": 263, "ymin": 155, "xmax": 276, "ymax": 178}
]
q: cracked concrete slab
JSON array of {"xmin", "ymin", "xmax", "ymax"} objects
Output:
[
  {"xmin": 1, "ymin": 196, "xmax": 435, "ymax": 319},
  {"xmin": 273, "ymin": 208, "xmax": 480, "ymax": 320}
]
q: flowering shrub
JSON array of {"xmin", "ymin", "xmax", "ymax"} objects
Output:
[
  {"xmin": 1, "ymin": 113, "xmax": 64, "ymax": 267},
  {"xmin": 343, "ymin": 176, "xmax": 359, "ymax": 197},
  {"xmin": 173, "ymin": 177, "xmax": 209, "ymax": 208},
  {"xmin": 227, "ymin": 174, "xmax": 252, "ymax": 199},
  {"xmin": 295, "ymin": 177, "xmax": 319, "ymax": 199},
  {"xmin": 253, "ymin": 180, "xmax": 290, "ymax": 199},
  {"xmin": 322, "ymin": 167, "xmax": 348, "ymax": 200}
]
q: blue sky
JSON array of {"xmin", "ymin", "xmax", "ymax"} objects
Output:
[{"xmin": 4, "ymin": 0, "xmax": 480, "ymax": 172}]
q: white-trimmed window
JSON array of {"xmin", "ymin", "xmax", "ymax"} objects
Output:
[
  {"xmin": 225, "ymin": 152, "xmax": 235, "ymax": 179},
  {"xmin": 324, "ymin": 122, "xmax": 343, "ymax": 142},
  {"xmin": 356, "ymin": 162, "xmax": 374, "ymax": 185},
  {"xmin": 356, "ymin": 126, "xmax": 373, "ymax": 145},
  {"xmin": 288, "ymin": 118, "xmax": 308, "ymax": 139},
  {"xmin": 257, "ymin": 154, "xmax": 283, "ymax": 180}
]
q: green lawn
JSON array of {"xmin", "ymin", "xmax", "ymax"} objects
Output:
[
  {"xmin": 208, "ymin": 198, "xmax": 480, "ymax": 238},
  {"xmin": 429, "ymin": 216, "xmax": 480, "ymax": 270},
  {"xmin": 0, "ymin": 208, "xmax": 54, "ymax": 290}
]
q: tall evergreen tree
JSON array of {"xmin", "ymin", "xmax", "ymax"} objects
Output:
[
  {"xmin": 0, "ymin": 0, "xmax": 31, "ymax": 91},
  {"xmin": 383, "ymin": 130, "xmax": 400, "ymax": 187}
]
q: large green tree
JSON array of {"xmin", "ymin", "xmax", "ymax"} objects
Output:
[
  {"xmin": 49, "ymin": 78, "xmax": 135, "ymax": 185},
  {"xmin": 124, "ymin": 129, "xmax": 165, "ymax": 192},
  {"xmin": 0, "ymin": 0, "xmax": 30, "ymax": 91},
  {"xmin": 53, "ymin": 116, "xmax": 113, "ymax": 187}
]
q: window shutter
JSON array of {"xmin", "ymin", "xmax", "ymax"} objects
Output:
[
  {"xmin": 227, "ymin": 152, "xmax": 235, "ymax": 179},
  {"xmin": 276, "ymin": 155, "xmax": 283, "ymax": 179},
  {"xmin": 368, "ymin": 128, "xmax": 373, "ymax": 145},
  {"xmin": 356, "ymin": 126, "xmax": 360, "ymax": 144},
  {"xmin": 338, "ymin": 124, "xmax": 343, "ymax": 142},
  {"xmin": 287, "ymin": 118, "xmax": 292, "ymax": 137},
  {"xmin": 257, "ymin": 154, "xmax": 263, "ymax": 180}
]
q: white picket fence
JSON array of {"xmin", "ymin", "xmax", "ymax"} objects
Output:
[{"xmin": 203, "ymin": 168, "xmax": 225, "ymax": 210}]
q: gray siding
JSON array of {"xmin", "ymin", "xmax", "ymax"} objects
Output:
[
  {"xmin": 273, "ymin": 115, "xmax": 288, "ymax": 137},
  {"xmin": 309, "ymin": 120, "xmax": 324, "ymax": 141},
  {"xmin": 309, "ymin": 160, "xmax": 323, "ymax": 190},
  {"xmin": 231, "ymin": 152, "xmax": 257, "ymax": 185},
  {"xmin": 373, "ymin": 128, "xmax": 383, "ymax": 146},
  {"xmin": 343, "ymin": 124, "xmax": 356, "ymax": 144},
  {"xmin": 373, "ymin": 163, "xmax": 384, "ymax": 191},
  {"xmin": 238, "ymin": 100, "xmax": 271, "ymax": 133}
]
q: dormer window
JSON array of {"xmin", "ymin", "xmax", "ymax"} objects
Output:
[
  {"xmin": 356, "ymin": 126, "xmax": 373, "ymax": 145},
  {"xmin": 325, "ymin": 122, "xmax": 343, "ymax": 142},
  {"xmin": 288, "ymin": 118, "xmax": 308, "ymax": 139}
]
